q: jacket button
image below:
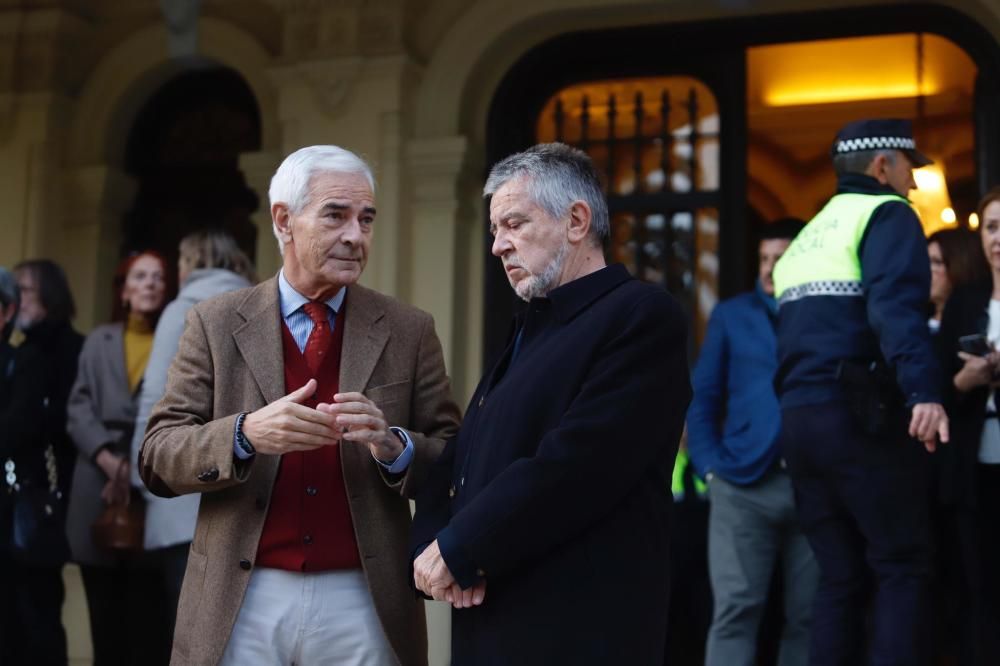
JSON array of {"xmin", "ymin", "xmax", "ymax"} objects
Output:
[
  {"xmin": 239, "ymin": 558, "xmax": 252, "ymax": 571},
  {"xmin": 448, "ymin": 486, "xmax": 455, "ymax": 498},
  {"xmin": 198, "ymin": 468, "xmax": 219, "ymax": 482},
  {"xmin": 306, "ymin": 486, "xmax": 318, "ymax": 496},
  {"xmin": 303, "ymin": 535, "xmax": 313, "ymax": 545}
]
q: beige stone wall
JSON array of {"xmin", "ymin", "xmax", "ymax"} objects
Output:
[{"xmin": 2, "ymin": 0, "xmax": 999, "ymax": 663}]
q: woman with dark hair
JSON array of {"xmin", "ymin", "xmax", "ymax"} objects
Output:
[
  {"xmin": 12, "ymin": 259, "xmax": 83, "ymax": 496},
  {"xmin": 928, "ymin": 228, "xmax": 989, "ymax": 332},
  {"xmin": 0, "ymin": 267, "xmax": 61, "ymax": 665},
  {"xmin": 66, "ymin": 250, "xmax": 169, "ymax": 666},
  {"xmin": 7, "ymin": 259, "xmax": 82, "ymax": 666},
  {"xmin": 937, "ymin": 186, "xmax": 1000, "ymax": 664},
  {"xmin": 128, "ymin": 231, "xmax": 255, "ymax": 661}
]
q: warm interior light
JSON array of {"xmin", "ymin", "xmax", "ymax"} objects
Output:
[
  {"xmin": 750, "ymin": 34, "xmax": 964, "ymax": 107},
  {"xmin": 914, "ymin": 168, "xmax": 944, "ymax": 191},
  {"xmin": 766, "ymin": 84, "xmax": 932, "ymax": 106},
  {"xmin": 970, "ymin": 213, "xmax": 980, "ymax": 229},
  {"xmin": 910, "ymin": 163, "xmax": 954, "ymax": 234}
]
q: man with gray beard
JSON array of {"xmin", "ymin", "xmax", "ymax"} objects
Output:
[{"xmin": 410, "ymin": 142, "xmax": 691, "ymax": 664}]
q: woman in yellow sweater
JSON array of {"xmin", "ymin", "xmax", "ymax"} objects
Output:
[{"xmin": 66, "ymin": 250, "xmax": 168, "ymax": 666}]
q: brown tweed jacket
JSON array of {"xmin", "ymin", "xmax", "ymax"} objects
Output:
[{"xmin": 139, "ymin": 277, "xmax": 461, "ymax": 666}]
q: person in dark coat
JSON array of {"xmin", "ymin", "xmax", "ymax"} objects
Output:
[
  {"xmin": 6, "ymin": 260, "xmax": 82, "ymax": 666},
  {"xmin": 924, "ymin": 226, "xmax": 988, "ymax": 663},
  {"xmin": 0, "ymin": 267, "xmax": 53, "ymax": 665},
  {"xmin": 13, "ymin": 260, "xmax": 84, "ymax": 497},
  {"xmin": 411, "ymin": 143, "xmax": 691, "ymax": 665},
  {"xmin": 936, "ymin": 185, "xmax": 1000, "ymax": 665}
]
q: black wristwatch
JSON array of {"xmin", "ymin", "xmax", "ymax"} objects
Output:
[{"xmin": 234, "ymin": 411, "xmax": 256, "ymax": 457}]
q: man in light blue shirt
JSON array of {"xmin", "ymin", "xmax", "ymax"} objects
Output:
[{"xmin": 140, "ymin": 145, "xmax": 461, "ymax": 666}]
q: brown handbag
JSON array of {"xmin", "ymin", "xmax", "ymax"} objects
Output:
[{"xmin": 91, "ymin": 457, "xmax": 145, "ymax": 552}]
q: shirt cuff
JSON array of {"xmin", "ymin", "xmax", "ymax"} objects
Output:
[
  {"xmin": 373, "ymin": 427, "xmax": 414, "ymax": 474},
  {"xmin": 233, "ymin": 418, "xmax": 254, "ymax": 460}
]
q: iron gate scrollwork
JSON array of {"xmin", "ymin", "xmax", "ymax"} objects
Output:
[{"xmin": 537, "ymin": 77, "xmax": 721, "ymax": 346}]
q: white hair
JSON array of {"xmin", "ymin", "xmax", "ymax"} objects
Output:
[{"xmin": 268, "ymin": 145, "xmax": 376, "ymax": 252}]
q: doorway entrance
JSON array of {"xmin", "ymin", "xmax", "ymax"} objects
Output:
[
  {"xmin": 121, "ymin": 67, "xmax": 261, "ymax": 270},
  {"xmin": 484, "ymin": 4, "xmax": 1000, "ymax": 363}
]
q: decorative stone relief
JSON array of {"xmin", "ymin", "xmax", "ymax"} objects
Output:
[
  {"xmin": 274, "ymin": 0, "xmax": 403, "ymax": 58},
  {"xmin": 266, "ymin": 57, "xmax": 363, "ymax": 118},
  {"xmin": 159, "ymin": 0, "xmax": 202, "ymax": 58}
]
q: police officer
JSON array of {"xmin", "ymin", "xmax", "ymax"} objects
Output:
[{"xmin": 773, "ymin": 118, "xmax": 949, "ymax": 665}]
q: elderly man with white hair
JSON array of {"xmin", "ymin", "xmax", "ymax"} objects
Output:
[{"xmin": 140, "ymin": 145, "xmax": 461, "ymax": 666}]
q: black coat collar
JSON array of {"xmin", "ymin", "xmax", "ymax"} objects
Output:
[{"xmin": 531, "ymin": 263, "xmax": 632, "ymax": 324}]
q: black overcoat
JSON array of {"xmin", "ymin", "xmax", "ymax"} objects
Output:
[
  {"xmin": 411, "ymin": 264, "xmax": 691, "ymax": 665},
  {"xmin": 937, "ymin": 280, "xmax": 992, "ymax": 507}
]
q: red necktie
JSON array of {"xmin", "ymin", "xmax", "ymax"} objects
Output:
[{"xmin": 302, "ymin": 301, "xmax": 332, "ymax": 375}]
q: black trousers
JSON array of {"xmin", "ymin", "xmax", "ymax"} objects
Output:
[
  {"xmin": 955, "ymin": 463, "xmax": 1000, "ymax": 665},
  {"xmin": 80, "ymin": 544, "xmax": 189, "ymax": 666},
  {"xmin": 0, "ymin": 558, "xmax": 67, "ymax": 666},
  {"xmin": 782, "ymin": 402, "xmax": 931, "ymax": 666}
]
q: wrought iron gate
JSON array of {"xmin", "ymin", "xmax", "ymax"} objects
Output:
[{"xmin": 536, "ymin": 77, "xmax": 721, "ymax": 344}]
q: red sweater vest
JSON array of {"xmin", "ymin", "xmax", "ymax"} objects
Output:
[{"xmin": 255, "ymin": 307, "xmax": 362, "ymax": 571}]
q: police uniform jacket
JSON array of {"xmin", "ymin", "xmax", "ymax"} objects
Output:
[{"xmin": 774, "ymin": 173, "xmax": 941, "ymax": 409}]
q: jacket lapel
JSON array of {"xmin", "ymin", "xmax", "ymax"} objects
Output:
[
  {"xmin": 233, "ymin": 278, "xmax": 286, "ymax": 405},
  {"xmin": 338, "ymin": 285, "xmax": 389, "ymax": 495},
  {"xmin": 339, "ymin": 285, "xmax": 388, "ymax": 394}
]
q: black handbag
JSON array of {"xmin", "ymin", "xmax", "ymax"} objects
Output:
[{"xmin": 5, "ymin": 444, "xmax": 70, "ymax": 567}]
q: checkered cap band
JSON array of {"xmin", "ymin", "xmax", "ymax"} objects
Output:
[
  {"xmin": 835, "ymin": 136, "xmax": 917, "ymax": 154},
  {"xmin": 778, "ymin": 280, "xmax": 864, "ymax": 306}
]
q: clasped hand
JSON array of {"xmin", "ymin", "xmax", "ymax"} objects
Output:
[
  {"xmin": 413, "ymin": 540, "xmax": 487, "ymax": 609},
  {"xmin": 96, "ymin": 448, "xmax": 130, "ymax": 505},
  {"xmin": 241, "ymin": 379, "xmax": 402, "ymax": 461}
]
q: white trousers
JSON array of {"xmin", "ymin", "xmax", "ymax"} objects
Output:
[{"xmin": 220, "ymin": 568, "xmax": 396, "ymax": 666}]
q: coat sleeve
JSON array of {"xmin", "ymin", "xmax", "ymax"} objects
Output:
[
  {"xmin": 860, "ymin": 201, "xmax": 942, "ymax": 405},
  {"xmin": 685, "ymin": 302, "xmax": 729, "ymax": 478},
  {"xmin": 408, "ymin": 433, "xmax": 459, "ymax": 593},
  {"xmin": 66, "ymin": 330, "xmax": 119, "ymax": 461},
  {"xmin": 139, "ymin": 306, "xmax": 254, "ymax": 497},
  {"xmin": 130, "ymin": 299, "xmax": 190, "ymax": 492},
  {"xmin": 378, "ymin": 312, "xmax": 461, "ymax": 499},
  {"xmin": 435, "ymin": 291, "xmax": 691, "ymax": 583}
]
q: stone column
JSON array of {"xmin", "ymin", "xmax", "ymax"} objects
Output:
[
  {"xmin": 406, "ymin": 135, "xmax": 485, "ymax": 401},
  {"xmin": 239, "ymin": 150, "xmax": 283, "ymax": 278},
  {"xmin": 61, "ymin": 165, "xmax": 137, "ymax": 329}
]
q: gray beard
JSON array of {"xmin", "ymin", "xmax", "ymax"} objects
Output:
[{"xmin": 513, "ymin": 242, "xmax": 568, "ymax": 302}]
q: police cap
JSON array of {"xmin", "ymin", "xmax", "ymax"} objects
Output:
[{"xmin": 831, "ymin": 118, "xmax": 933, "ymax": 167}]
